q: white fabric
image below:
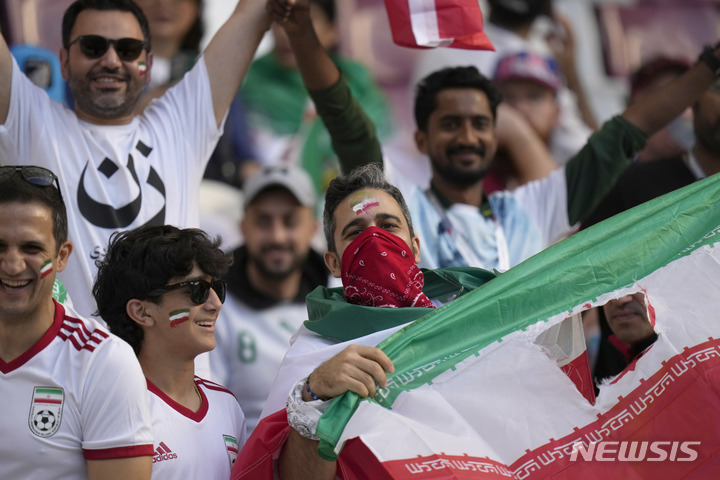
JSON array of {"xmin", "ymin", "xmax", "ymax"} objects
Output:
[
  {"xmin": 385, "ymin": 162, "xmax": 571, "ymax": 271},
  {"xmin": 0, "ymin": 56, "xmax": 223, "ymax": 319},
  {"xmin": 0, "ymin": 301, "xmax": 153, "ymax": 479},
  {"xmin": 411, "ymin": 22, "xmax": 592, "ymax": 166},
  {"xmin": 209, "ymin": 296, "xmax": 310, "ymax": 434},
  {"xmin": 260, "ymin": 322, "xmax": 411, "ymax": 420},
  {"xmin": 148, "ymin": 377, "xmax": 247, "ymax": 480}
]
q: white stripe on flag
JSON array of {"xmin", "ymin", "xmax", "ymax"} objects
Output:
[{"xmin": 408, "ymin": 0, "xmax": 453, "ymax": 47}]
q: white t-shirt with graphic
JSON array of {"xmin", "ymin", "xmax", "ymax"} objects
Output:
[
  {"xmin": 209, "ymin": 297, "xmax": 308, "ymax": 434},
  {"xmin": 0, "ymin": 56, "xmax": 223, "ymax": 318},
  {"xmin": 0, "ymin": 301, "xmax": 154, "ymax": 479},
  {"xmin": 147, "ymin": 377, "xmax": 246, "ymax": 480}
]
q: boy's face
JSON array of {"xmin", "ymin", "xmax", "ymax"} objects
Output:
[
  {"xmin": 139, "ymin": 263, "xmax": 223, "ymax": 360},
  {"xmin": 324, "ymin": 189, "xmax": 420, "ymax": 278}
]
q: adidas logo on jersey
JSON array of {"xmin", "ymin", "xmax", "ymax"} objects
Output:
[{"xmin": 153, "ymin": 442, "xmax": 178, "ymax": 463}]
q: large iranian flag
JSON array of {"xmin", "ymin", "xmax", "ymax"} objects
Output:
[{"xmin": 316, "ymin": 172, "xmax": 720, "ymax": 478}]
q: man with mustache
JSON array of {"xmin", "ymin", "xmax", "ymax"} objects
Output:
[
  {"xmin": 0, "ymin": 0, "xmax": 270, "ymax": 320},
  {"xmin": 209, "ymin": 165, "xmax": 334, "ymax": 435},
  {"xmin": 596, "ymin": 293, "xmax": 657, "ymax": 382}
]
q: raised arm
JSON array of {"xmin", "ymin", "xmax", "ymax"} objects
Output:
[
  {"xmin": 495, "ymin": 103, "xmax": 557, "ymax": 185},
  {"xmin": 565, "ymin": 43, "xmax": 720, "ymax": 225},
  {"xmin": 277, "ymin": 344, "xmax": 394, "ymax": 480},
  {"xmin": 0, "ymin": 34, "xmax": 12, "ymax": 124},
  {"xmin": 267, "ymin": 0, "xmax": 383, "ymax": 173},
  {"xmin": 548, "ymin": 14, "xmax": 598, "ymax": 131},
  {"xmin": 623, "ymin": 44, "xmax": 720, "ymax": 135},
  {"xmin": 203, "ymin": 0, "xmax": 272, "ymax": 127}
]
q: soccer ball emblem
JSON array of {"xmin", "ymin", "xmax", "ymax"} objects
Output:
[{"xmin": 33, "ymin": 410, "xmax": 56, "ymax": 433}]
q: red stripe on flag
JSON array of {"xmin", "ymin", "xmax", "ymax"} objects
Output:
[
  {"xmin": 34, "ymin": 398, "xmax": 62, "ymax": 404},
  {"xmin": 383, "ymin": 0, "xmax": 494, "ymax": 50}
]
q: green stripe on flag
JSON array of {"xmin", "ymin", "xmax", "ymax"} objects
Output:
[
  {"xmin": 36, "ymin": 388, "xmax": 63, "ymax": 395},
  {"xmin": 316, "ymin": 173, "xmax": 720, "ymax": 460}
]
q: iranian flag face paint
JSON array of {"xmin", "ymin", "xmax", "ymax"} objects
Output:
[
  {"xmin": 40, "ymin": 259, "xmax": 53, "ymax": 279},
  {"xmin": 350, "ymin": 191, "xmax": 380, "ymax": 216},
  {"xmin": 169, "ymin": 309, "xmax": 191, "ymax": 328},
  {"xmin": 138, "ymin": 62, "xmax": 147, "ymax": 76}
]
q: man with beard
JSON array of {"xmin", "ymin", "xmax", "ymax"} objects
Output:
[
  {"xmin": 264, "ymin": 0, "xmax": 720, "ymax": 273},
  {"xmin": 209, "ymin": 165, "xmax": 334, "ymax": 434},
  {"xmin": 0, "ymin": 0, "xmax": 270, "ymax": 320}
]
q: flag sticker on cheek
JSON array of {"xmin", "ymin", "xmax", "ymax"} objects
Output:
[
  {"xmin": 352, "ymin": 197, "xmax": 380, "ymax": 216},
  {"xmin": 169, "ymin": 309, "xmax": 191, "ymax": 328},
  {"xmin": 138, "ymin": 62, "xmax": 147, "ymax": 76},
  {"xmin": 40, "ymin": 259, "xmax": 53, "ymax": 279}
]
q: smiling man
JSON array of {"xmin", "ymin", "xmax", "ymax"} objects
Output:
[
  {"xmin": 0, "ymin": 165, "xmax": 153, "ymax": 480},
  {"xmin": 93, "ymin": 224, "xmax": 246, "ymax": 479},
  {"xmin": 209, "ymin": 165, "xmax": 333, "ymax": 434},
  {"xmin": 0, "ymin": 0, "xmax": 270, "ymax": 318}
]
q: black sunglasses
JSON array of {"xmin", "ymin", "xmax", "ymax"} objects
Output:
[
  {"xmin": 147, "ymin": 279, "xmax": 227, "ymax": 305},
  {"xmin": 67, "ymin": 35, "xmax": 147, "ymax": 62},
  {"xmin": 0, "ymin": 165, "xmax": 64, "ymax": 202}
]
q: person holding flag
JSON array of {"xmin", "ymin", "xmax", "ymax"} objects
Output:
[
  {"xmin": 93, "ymin": 225, "xmax": 246, "ymax": 479},
  {"xmin": 235, "ymin": 0, "xmax": 720, "ymax": 477}
]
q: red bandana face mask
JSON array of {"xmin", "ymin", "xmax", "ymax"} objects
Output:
[{"xmin": 341, "ymin": 227, "xmax": 435, "ymax": 309}]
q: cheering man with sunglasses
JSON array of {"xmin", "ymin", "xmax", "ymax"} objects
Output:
[
  {"xmin": 93, "ymin": 224, "xmax": 247, "ymax": 479},
  {"xmin": 0, "ymin": 165, "xmax": 155, "ymax": 479},
  {"xmin": 0, "ymin": 0, "xmax": 270, "ymax": 320}
]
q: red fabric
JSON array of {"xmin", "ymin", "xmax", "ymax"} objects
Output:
[
  {"xmin": 559, "ymin": 351, "xmax": 596, "ymax": 405},
  {"xmin": 232, "ymin": 410, "xmax": 290, "ymax": 479},
  {"xmin": 232, "ymin": 410, "xmax": 392, "ymax": 480},
  {"xmin": 341, "ymin": 227, "xmax": 435, "ymax": 309},
  {"xmin": 384, "ymin": 0, "xmax": 494, "ymax": 51}
]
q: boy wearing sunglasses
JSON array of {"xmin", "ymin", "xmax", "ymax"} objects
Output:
[
  {"xmin": 0, "ymin": 165, "xmax": 154, "ymax": 480},
  {"xmin": 93, "ymin": 224, "xmax": 246, "ymax": 479},
  {"xmin": 0, "ymin": 0, "xmax": 270, "ymax": 321}
]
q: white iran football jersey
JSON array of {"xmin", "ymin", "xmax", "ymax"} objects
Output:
[
  {"xmin": 0, "ymin": 301, "xmax": 154, "ymax": 479},
  {"xmin": 148, "ymin": 377, "xmax": 247, "ymax": 480}
]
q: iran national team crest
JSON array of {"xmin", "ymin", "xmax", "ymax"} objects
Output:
[
  {"xmin": 29, "ymin": 387, "xmax": 64, "ymax": 437},
  {"xmin": 224, "ymin": 435, "xmax": 239, "ymax": 467}
]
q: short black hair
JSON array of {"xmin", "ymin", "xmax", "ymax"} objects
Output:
[
  {"xmin": 0, "ymin": 167, "xmax": 68, "ymax": 250},
  {"xmin": 323, "ymin": 164, "xmax": 414, "ymax": 253},
  {"xmin": 62, "ymin": 0, "xmax": 151, "ymax": 51},
  {"xmin": 414, "ymin": 65, "xmax": 502, "ymax": 132},
  {"xmin": 93, "ymin": 225, "xmax": 231, "ymax": 354}
]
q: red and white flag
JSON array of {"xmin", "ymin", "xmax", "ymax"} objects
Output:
[{"xmin": 384, "ymin": 0, "xmax": 494, "ymax": 50}]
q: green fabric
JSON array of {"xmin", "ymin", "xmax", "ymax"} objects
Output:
[
  {"xmin": 52, "ymin": 278, "xmax": 68, "ymax": 304},
  {"xmin": 315, "ymin": 170, "xmax": 720, "ymax": 460},
  {"xmin": 564, "ymin": 115, "xmax": 647, "ymax": 225},
  {"xmin": 307, "ymin": 75, "xmax": 383, "ymax": 176},
  {"xmin": 304, "ymin": 267, "xmax": 496, "ymax": 342},
  {"xmin": 241, "ymin": 53, "xmax": 391, "ymax": 195}
]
